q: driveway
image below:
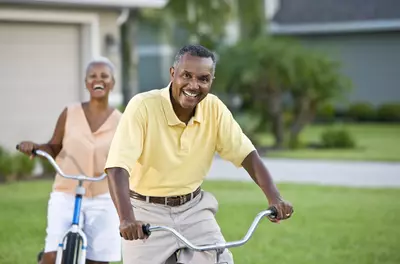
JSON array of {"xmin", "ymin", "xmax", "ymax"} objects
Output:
[{"xmin": 206, "ymin": 157, "xmax": 400, "ymax": 188}]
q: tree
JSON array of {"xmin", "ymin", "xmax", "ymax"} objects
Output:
[
  {"xmin": 120, "ymin": 10, "xmax": 139, "ymax": 106},
  {"xmin": 288, "ymin": 51, "xmax": 351, "ymax": 148},
  {"xmin": 215, "ymin": 36, "xmax": 299, "ymax": 148},
  {"xmin": 140, "ymin": 0, "xmax": 234, "ymax": 51},
  {"xmin": 236, "ymin": 0, "xmax": 266, "ymax": 39},
  {"xmin": 214, "ymin": 36, "xmax": 351, "ymax": 149}
]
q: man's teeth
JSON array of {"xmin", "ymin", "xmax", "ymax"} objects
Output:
[
  {"xmin": 94, "ymin": 85, "xmax": 104, "ymax": 90},
  {"xmin": 183, "ymin": 91, "xmax": 198, "ymax": 97}
]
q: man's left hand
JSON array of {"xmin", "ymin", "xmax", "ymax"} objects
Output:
[
  {"xmin": 268, "ymin": 198, "xmax": 294, "ymax": 223},
  {"xmin": 240, "ymin": 151, "xmax": 294, "ymax": 222}
]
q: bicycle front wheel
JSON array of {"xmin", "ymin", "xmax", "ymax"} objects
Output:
[{"xmin": 62, "ymin": 232, "xmax": 83, "ymax": 264}]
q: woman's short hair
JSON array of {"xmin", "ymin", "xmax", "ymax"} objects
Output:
[{"xmin": 85, "ymin": 56, "xmax": 116, "ymax": 80}]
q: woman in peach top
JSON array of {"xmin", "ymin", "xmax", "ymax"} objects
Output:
[{"xmin": 17, "ymin": 57, "xmax": 122, "ymax": 264}]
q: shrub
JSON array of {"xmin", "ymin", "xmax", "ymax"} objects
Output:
[
  {"xmin": 287, "ymin": 135, "xmax": 307, "ymax": 150},
  {"xmin": 12, "ymin": 153, "xmax": 35, "ymax": 180},
  {"xmin": 347, "ymin": 102, "xmax": 376, "ymax": 121},
  {"xmin": 320, "ymin": 128, "xmax": 356, "ymax": 149},
  {"xmin": 0, "ymin": 147, "xmax": 35, "ymax": 182},
  {"xmin": 0, "ymin": 145, "xmax": 7, "ymax": 157},
  {"xmin": 376, "ymin": 103, "xmax": 400, "ymax": 122},
  {"xmin": 316, "ymin": 103, "xmax": 335, "ymax": 122},
  {"xmin": 0, "ymin": 151, "xmax": 14, "ymax": 182}
]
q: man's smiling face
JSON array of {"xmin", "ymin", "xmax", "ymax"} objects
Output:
[{"xmin": 170, "ymin": 53, "xmax": 215, "ymax": 110}]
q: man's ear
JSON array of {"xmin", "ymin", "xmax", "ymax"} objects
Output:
[{"xmin": 169, "ymin": 67, "xmax": 175, "ymax": 81}]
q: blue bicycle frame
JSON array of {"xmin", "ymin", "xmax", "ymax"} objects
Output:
[
  {"xmin": 24, "ymin": 148, "xmax": 107, "ymax": 264},
  {"xmin": 55, "ymin": 181, "xmax": 89, "ymax": 264}
]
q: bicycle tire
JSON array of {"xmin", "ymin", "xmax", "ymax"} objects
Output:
[{"xmin": 62, "ymin": 232, "xmax": 83, "ymax": 264}]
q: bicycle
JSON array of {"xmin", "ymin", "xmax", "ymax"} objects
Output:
[
  {"xmin": 137, "ymin": 206, "xmax": 278, "ymax": 264},
  {"xmin": 16, "ymin": 145, "xmax": 108, "ymax": 264}
]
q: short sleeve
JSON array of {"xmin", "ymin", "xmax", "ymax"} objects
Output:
[
  {"xmin": 215, "ymin": 99, "xmax": 256, "ymax": 167},
  {"xmin": 105, "ymin": 96, "xmax": 146, "ymax": 176}
]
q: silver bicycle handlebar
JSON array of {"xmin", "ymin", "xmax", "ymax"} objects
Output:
[
  {"xmin": 16, "ymin": 145, "xmax": 107, "ymax": 182},
  {"xmin": 142, "ymin": 208, "xmax": 277, "ymax": 252}
]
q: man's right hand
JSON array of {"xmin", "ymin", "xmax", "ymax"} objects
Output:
[
  {"xmin": 106, "ymin": 167, "xmax": 147, "ymax": 240},
  {"xmin": 119, "ymin": 219, "xmax": 148, "ymax": 240}
]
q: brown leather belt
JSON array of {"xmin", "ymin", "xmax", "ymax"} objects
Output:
[{"xmin": 129, "ymin": 187, "xmax": 201, "ymax": 207}]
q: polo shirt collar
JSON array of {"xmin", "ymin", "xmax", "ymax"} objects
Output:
[{"xmin": 161, "ymin": 83, "xmax": 203, "ymax": 126}]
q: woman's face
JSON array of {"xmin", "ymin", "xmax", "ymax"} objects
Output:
[{"xmin": 85, "ymin": 63, "xmax": 114, "ymax": 99}]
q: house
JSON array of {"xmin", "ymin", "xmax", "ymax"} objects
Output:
[
  {"xmin": 269, "ymin": 0, "xmax": 400, "ymax": 106},
  {"xmin": 135, "ymin": 0, "xmax": 400, "ymax": 108},
  {"xmin": 0, "ymin": 0, "xmax": 167, "ymax": 151}
]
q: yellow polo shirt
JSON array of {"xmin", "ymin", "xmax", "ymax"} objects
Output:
[{"xmin": 105, "ymin": 85, "xmax": 255, "ymax": 196}]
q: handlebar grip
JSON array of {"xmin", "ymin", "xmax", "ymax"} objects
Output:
[
  {"xmin": 119, "ymin": 224, "xmax": 152, "ymax": 238},
  {"xmin": 15, "ymin": 144, "xmax": 37, "ymax": 155},
  {"xmin": 267, "ymin": 206, "xmax": 278, "ymax": 219},
  {"xmin": 142, "ymin": 223, "xmax": 151, "ymax": 236}
]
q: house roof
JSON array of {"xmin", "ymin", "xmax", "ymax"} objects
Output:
[
  {"xmin": 0, "ymin": 0, "xmax": 167, "ymax": 8},
  {"xmin": 269, "ymin": 0, "xmax": 400, "ymax": 34},
  {"xmin": 273, "ymin": 0, "xmax": 400, "ymax": 24}
]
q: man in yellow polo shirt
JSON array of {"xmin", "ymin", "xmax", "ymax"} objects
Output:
[{"xmin": 105, "ymin": 44, "xmax": 293, "ymax": 263}]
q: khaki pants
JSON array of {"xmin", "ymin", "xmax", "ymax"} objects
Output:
[{"xmin": 122, "ymin": 190, "xmax": 234, "ymax": 264}]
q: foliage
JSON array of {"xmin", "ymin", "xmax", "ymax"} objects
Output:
[
  {"xmin": 237, "ymin": 0, "xmax": 267, "ymax": 39},
  {"xmin": 166, "ymin": 0, "xmax": 234, "ymax": 49},
  {"xmin": 376, "ymin": 102, "xmax": 400, "ymax": 122},
  {"xmin": 0, "ymin": 147, "xmax": 35, "ymax": 182},
  {"xmin": 287, "ymin": 50, "xmax": 351, "ymax": 147},
  {"xmin": 214, "ymin": 36, "xmax": 351, "ymax": 148},
  {"xmin": 316, "ymin": 103, "xmax": 336, "ymax": 123},
  {"xmin": 12, "ymin": 153, "xmax": 35, "ymax": 180},
  {"xmin": 347, "ymin": 102, "xmax": 376, "ymax": 121},
  {"xmin": 320, "ymin": 128, "xmax": 356, "ymax": 149},
  {"xmin": 0, "ymin": 148, "xmax": 14, "ymax": 182},
  {"xmin": 139, "ymin": 0, "xmax": 234, "ymax": 50}
]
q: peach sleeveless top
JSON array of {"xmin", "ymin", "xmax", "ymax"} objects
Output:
[{"xmin": 52, "ymin": 103, "xmax": 121, "ymax": 197}]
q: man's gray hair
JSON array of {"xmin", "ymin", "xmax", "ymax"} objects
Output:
[
  {"xmin": 85, "ymin": 56, "xmax": 116, "ymax": 78},
  {"xmin": 173, "ymin": 44, "xmax": 216, "ymax": 71}
]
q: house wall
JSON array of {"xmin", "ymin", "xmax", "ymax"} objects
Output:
[
  {"xmin": 0, "ymin": 3, "xmax": 123, "ymax": 106},
  {"xmin": 0, "ymin": 4, "xmax": 123, "ymax": 151},
  {"xmin": 297, "ymin": 31, "xmax": 400, "ymax": 106}
]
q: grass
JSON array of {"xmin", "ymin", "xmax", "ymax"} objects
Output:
[
  {"xmin": 1, "ymin": 180, "xmax": 400, "ymax": 264},
  {"xmin": 257, "ymin": 123, "xmax": 400, "ymax": 162}
]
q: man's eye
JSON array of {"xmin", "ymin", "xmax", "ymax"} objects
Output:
[{"xmin": 183, "ymin": 73, "xmax": 190, "ymax": 78}]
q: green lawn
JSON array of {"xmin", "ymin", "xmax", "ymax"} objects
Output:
[
  {"xmin": 1, "ymin": 180, "xmax": 399, "ymax": 264},
  {"xmin": 258, "ymin": 123, "xmax": 400, "ymax": 162}
]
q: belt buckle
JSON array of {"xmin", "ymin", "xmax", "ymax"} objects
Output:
[
  {"xmin": 166, "ymin": 197, "xmax": 176, "ymax": 206},
  {"xmin": 180, "ymin": 195, "xmax": 188, "ymax": 205}
]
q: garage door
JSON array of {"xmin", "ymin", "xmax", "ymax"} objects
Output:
[
  {"xmin": 299, "ymin": 32, "xmax": 400, "ymax": 106},
  {"xmin": 0, "ymin": 21, "xmax": 81, "ymax": 151}
]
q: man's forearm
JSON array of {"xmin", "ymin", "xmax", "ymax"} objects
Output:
[
  {"xmin": 106, "ymin": 167, "xmax": 135, "ymax": 222},
  {"xmin": 242, "ymin": 151, "xmax": 282, "ymax": 202}
]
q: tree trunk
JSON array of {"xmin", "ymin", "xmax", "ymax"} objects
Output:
[
  {"xmin": 289, "ymin": 96, "xmax": 318, "ymax": 148},
  {"xmin": 265, "ymin": 88, "xmax": 284, "ymax": 149},
  {"xmin": 237, "ymin": 0, "xmax": 266, "ymax": 39},
  {"xmin": 120, "ymin": 10, "xmax": 139, "ymax": 106}
]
